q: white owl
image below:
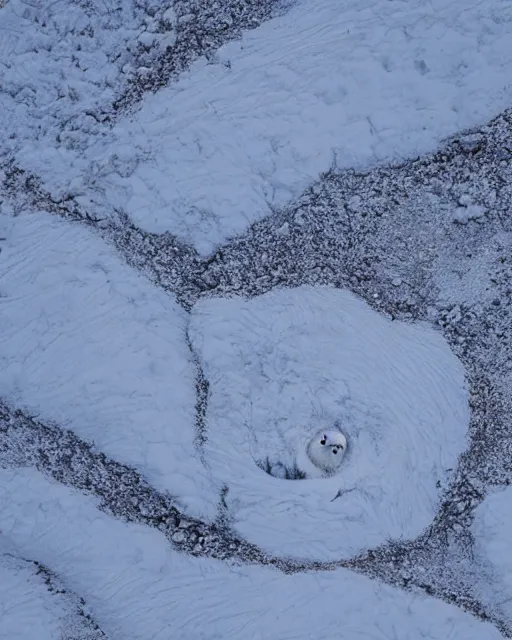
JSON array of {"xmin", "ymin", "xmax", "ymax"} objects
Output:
[
  {"xmin": 306, "ymin": 428, "xmax": 348, "ymax": 475},
  {"xmin": 295, "ymin": 428, "xmax": 348, "ymax": 478}
]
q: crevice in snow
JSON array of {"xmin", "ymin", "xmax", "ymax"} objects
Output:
[
  {"xmin": 2, "ymin": 160, "xmax": 103, "ymax": 226},
  {"xmin": 184, "ymin": 324, "xmax": 210, "ymax": 459},
  {"xmin": 256, "ymin": 456, "xmax": 307, "ymax": 480}
]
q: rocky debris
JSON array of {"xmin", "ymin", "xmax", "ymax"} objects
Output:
[{"xmin": 113, "ymin": 0, "xmax": 293, "ymax": 113}]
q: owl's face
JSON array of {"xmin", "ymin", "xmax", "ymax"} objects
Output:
[
  {"xmin": 319, "ymin": 430, "xmax": 347, "ymax": 456},
  {"xmin": 307, "ymin": 428, "xmax": 348, "ymax": 473}
]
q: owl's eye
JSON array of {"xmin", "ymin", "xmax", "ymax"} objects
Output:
[
  {"xmin": 333, "ymin": 448, "xmax": 338, "ymax": 454},
  {"xmin": 320, "ymin": 436, "xmax": 326, "ymax": 445}
]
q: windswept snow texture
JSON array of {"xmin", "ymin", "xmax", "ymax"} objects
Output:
[
  {"xmin": 0, "ymin": 467, "xmax": 504, "ymax": 640},
  {"xmin": 190, "ymin": 286, "xmax": 469, "ymax": 560},
  {"xmin": 0, "ymin": 555, "xmax": 66, "ymax": 640},
  {"xmin": 16, "ymin": 0, "xmax": 512, "ymax": 254},
  {"xmin": 472, "ymin": 488, "xmax": 512, "ymax": 623},
  {"xmin": 0, "ymin": 213, "xmax": 215, "ymax": 519},
  {"xmin": 0, "ymin": 549, "xmax": 100, "ymax": 640}
]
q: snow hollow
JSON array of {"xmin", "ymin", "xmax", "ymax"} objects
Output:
[{"xmin": 190, "ymin": 286, "xmax": 470, "ymax": 560}]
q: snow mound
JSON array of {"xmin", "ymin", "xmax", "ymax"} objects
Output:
[
  {"xmin": 0, "ymin": 467, "xmax": 503, "ymax": 640},
  {"xmin": 472, "ymin": 487, "xmax": 512, "ymax": 621},
  {"xmin": 190, "ymin": 286, "xmax": 469, "ymax": 559},
  {"xmin": 21, "ymin": 0, "xmax": 512, "ymax": 253},
  {"xmin": 0, "ymin": 213, "xmax": 215, "ymax": 520}
]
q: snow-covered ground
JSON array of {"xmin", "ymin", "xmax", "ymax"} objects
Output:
[
  {"xmin": 472, "ymin": 488, "xmax": 512, "ymax": 623},
  {"xmin": 0, "ymin": 466, "xmax": 504, "ymax": 640},
  {"xmin": 0, "ymin": 212, "xmax": 215, "ymax": 519},
  {"xmin": 0, "ymin": 543, "xmax": 103, "ymax": 640},
  {"xmin": 0, "ymin": 0, "xmax": 143, "ymax": 145},
  {"xmin": 2, "ymin": 0, "xmax": 512, "ymax": 637},
  {"xmin": 190, "ymin": 286, "xmax": 469, "ymax": 559},
  {"xmin": 8, "ymin": 0, "xmax": 512, "ymax": 253}
]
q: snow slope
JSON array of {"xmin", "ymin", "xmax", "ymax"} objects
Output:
[
  {"xmin": 14, "ymin": 0, "xmax": 512, "ymax": 254},
  {"xmin": 0, "ymin": 212, "xmax": 215, "ymax": 519},
  {"xmin": 0, "ymin": 466, "xmax": 503, "ymax": 640},
  {"xmin": 190, "ymin": 286, "xmax": 469, "ymax": 559}
]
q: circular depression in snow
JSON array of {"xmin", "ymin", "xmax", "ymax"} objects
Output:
[{"xmin": 190, "ymin": 286, "xmax": 469, "ymax": 560}]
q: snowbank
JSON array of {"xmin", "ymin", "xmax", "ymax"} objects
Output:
[{"xmin": 190, "ymin": 286, "xmax": 469, "ymax": 559}]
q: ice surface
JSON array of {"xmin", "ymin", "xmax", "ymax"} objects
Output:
[
  {"xmin": 0, "ymin": 212, "xmax": 216, "ymax": 519},
  {"xmin": 189, "ymin": 286, "xmax": 469, "ymax": 559},
  {"xmin": 0, "ymin": 467, "xmax": 503, "ymax": 640},
  {"xmin": 472, "ymin": 487, "xmax": 512, "ymax": 622},
  {"xmin": 13, "ymin": 0, "xmax": 512, "ymax": 253}
]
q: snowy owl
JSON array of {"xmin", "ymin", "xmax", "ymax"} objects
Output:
[{"xmin": 306, "ymin": 428, "xmax": 347, "ymax": 475}]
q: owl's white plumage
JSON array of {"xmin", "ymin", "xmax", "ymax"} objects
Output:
[{"xmin": 305, "ymin": 428, "xmax": 347, "ymax": 475}]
